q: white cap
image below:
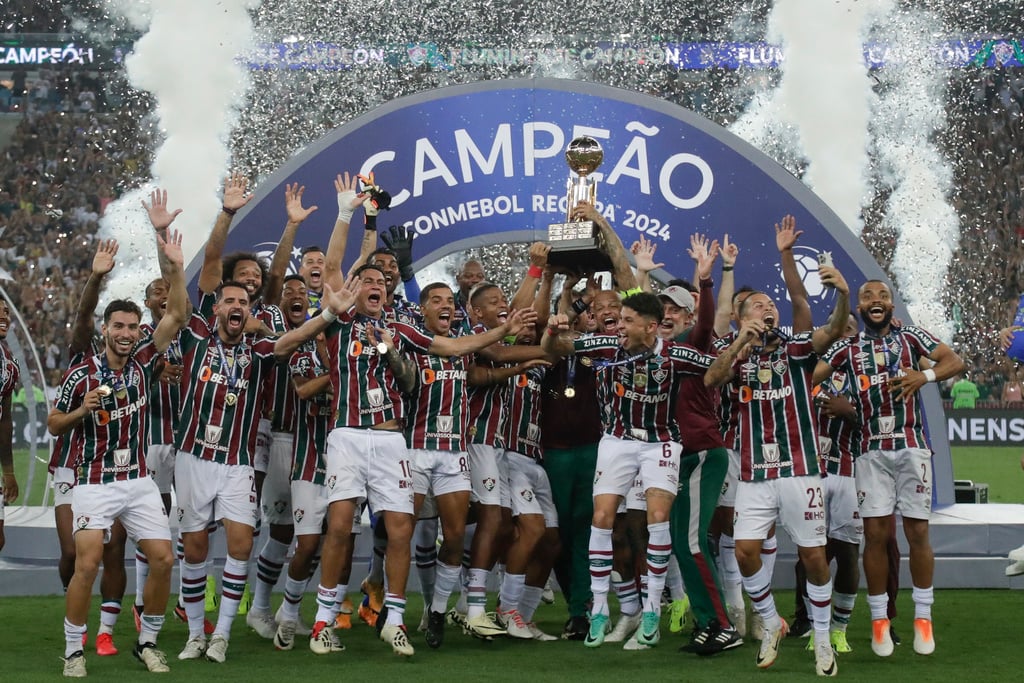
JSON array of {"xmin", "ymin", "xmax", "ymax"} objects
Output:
[{"xmin": 659, "ymin": 285, "xmax": 695, "ymax": 311}]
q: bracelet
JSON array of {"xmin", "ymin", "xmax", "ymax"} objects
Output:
[
  {"xmin": 527, "ymin": 265, "xmax": 543, "ymax": 279},
  {"xmin": 321, "ymin": 309, "xmax": 337, "ymax": 324},
  {"xmin": 619, "ymin": 287, "xmax": 643, "ymax": 299},
  {"xmin": 221, "ymin": 206, "xmax": 237, "ymax": 217},
  {"xmin": 722, "ymin": 265, "xmax": 734, "ymax": 272},
  {"xmin": 922, "ymin": 368, "xmax": 937, "ymax": 383},
  {"xmin": 571, "ymin": 298, "xmax": 589, "ymax": 315}
]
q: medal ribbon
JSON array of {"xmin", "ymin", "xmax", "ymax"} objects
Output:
[
  {"xmin": 99, "ymin": 353, "xmax": 131, "ymax": 398},
  {"xmin": 213, "ymin": 331, "xmax": 244, "ymax": 399}
]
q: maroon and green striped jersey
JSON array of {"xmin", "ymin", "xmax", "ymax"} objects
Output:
[
  {"xmin": 467, "ymin": 324, "xmax": 511, "ymax": 447},
  {"xmin": 140, "ymin": 322, "xmax": 181, "ymax": 446},
  {"xmin": 503, "ymin": 365, "xmax": 546, "ymax": 462},
  {"xmin": 174, "ymin": 313, "xmax": 278, "ymax": 465},
  {"xmin": 814, "ymin": 367, "xmax": 859, "ymax": 477},
  {"xmin": 713, "ymin": 332, "xmax": 741, "ymax": 450},
  {"xmin": 288, "ymin": 341, "xmax": 332, "ymax": 484},
  {"xmin": 384, "ymin": 295, "xmax": 423, "ymax": 327},
  {"xmin": 324, "ymin": 310, "xmax": 434, "ymax": 429},
  {"xmin": 54, "ymin": 339, "xmax": 161, "ymax": 485},
  {"xmin": 824, "ymin": 325, "xmax": 940, "ymax": 452},
  {"xmin": 729, "ymin": 332, "xmax": 822, "ymax": 482},
  {"xmin": 573, "ymin": 335, "xmax": 712, "ymax": 443},
  {"xmin": 48, "ymin": 346, "xmax": 94, "ymax": 473},
  {"xmin": 405, "ymin": 347, "xmax": 470, "ymax": 451}
]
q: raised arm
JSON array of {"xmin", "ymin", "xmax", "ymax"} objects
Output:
[
  {"xmin": 427, "ymin": 308, "xmax": 539, "ymax": 358},
  {"xmin": 198, "ymin": 173, "xmax": 252, "ymax": 295},
  {"xmin": 70, "ymin": 238, "xmax": 118, "ymax": 354},
  {"xmin": 510, "ymin": 242, "xmax": 550, "ymax": 312},
  {"xmin": 265, "ymin": 183, "xmax": 318, "ymax": 308},
  {"xmin": 714, "ymin": 234, "xmax": 738, "ymax": 338},
  {"xmin": 776, "ymin": 215, "xmax": 812, "ymax": 333},
  {"xmin": 631, "ymin": 235, "xmax": 664, "ymax": 293},
  {"xmin": 810, "ymin": 265, "xmax": 850, "ymax": 355},
  {"xmin": 540, "ymin": 312, "xmax": 576, "ymax": 357},
  {"xmin": 152, "ymin": 229, "xmax": 188, "ymax": 352},
  {"xmin": 325, "ymin": 172, "xmax": 365, "ymax": 291},
  {"xmin": 381, "ymin": 225, "xmax": 420, "ymax": 302},
  {"xmin": 572, "ymin": 201, "xmax": 637, "ymax": 291}
]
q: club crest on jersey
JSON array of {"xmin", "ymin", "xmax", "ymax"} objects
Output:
[
  {"xmin": 236, "ymin": 353, "xmax": 251, "ymax": 369},
  {"xmin": 762, "ymin": 443, "xmax": 780, "ymax": 463},
  {"xmin": 651, "ymin": 368, "xmax": 668, "ymax": 383},
  {"xmin": 520, "ymin": 489, "xmax": 534, "ymax": 502},
  {"xmin": 878, "ymin": 416, "xmax": 896, "ymax": 435},
  {"xmin": 178, "ymin": 509, "xmax": 184, "ymax": 522},
  {"xmin": 294, "ymin": 509, "xmax": 305, "ymax": 523},
  {"xmin": 482, "ymin": 477, "xmax": 496, "ymax": 491},
  {"xmin": 57, "ymin": 482, "xmax": 72, "ymax": 495},
  {"xmin": 327, "ymin": 475, "xmax": 337, "ymax": 490},
  {"xmin": 76, "ymin": 515, "xmax": 90, "ymax": 529},
  {"xmin": 817, "ymin": 436, "xmax": 833, "ymax": 456},
  {"xmin": 436, "ymin": 415, "xmax": 453, "ymax": 434},
  {"xmin": 773, "ymin": 359, "xmax": 787, "ymax": 375},
  {"xmin": 367, "ymin": 388, "xmax": 385, "ymax": 407},
  {"xmin": 593, "ymin": 470, "xmax": 602, "ymax": 485},
  {"xmin": 527, "ymin": 423, "xmax": 541, "ymax": 443}
]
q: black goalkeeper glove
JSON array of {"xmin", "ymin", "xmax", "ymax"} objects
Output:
[{"xmin": 381, "ymin": 224, "xmax": 415, "ymax": 282}]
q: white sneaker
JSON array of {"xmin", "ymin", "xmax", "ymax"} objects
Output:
[
  {"xmin": 814, "ymin": 636, "xmax": 838, "ymax": 677},
  {"xmin": 1006, "ymin": 560, "xmax": 1024, "ymax": 577},
  {"xmin": 274, "ymin": 619, "xmax": 297, "ymax": 651},
  {"xmin": 205, "ymin": 634, "xmax": 228, "ymax": 663},
  {"xmin": 623, "ymin": 630, "xmax": 651, "ymax": 651},
  {"xmin": 727, "ymin": 603, "xmax": 747, "ymax": 638},
  {"xmin": 63, "ymin": 651, "xmax": 87, "ymax": 677},
  {"xmin": 246, "ymin": 608, "xmax": 277, "ymax": 639},
  {"xmin": 499, "ymin": 609, "xmax": 533, "ymax": 639},
  {"xmin": 527, "ymin": 622, "xmax": 557, "ymax": 641},
  {"xmin": 465, "ymin": 612, "xmax": 506, "ymax": 639},
  {"xmin": 177, "ymin": 636, "xmax": 207, "ymax": 660},
  {"xmin": 605, "ymin": 611, "xmax": 642, "ymax": 643},
  {"xmin": 755, "ymin": 620, "xmax": 788, "ymax": 669},
  {"xmin": 381, "ymin": 624, "xmax": 415, "ymax": 656},
  {"xmin": 133, "ymin": 643, "xmax": 170, "ymax": 673},
  {"xmin": 295, "ymin": 615, "xmax": 312, "ymax": 636},
  {"xmin": 309, "ymin": 621, "xmax": 344, "ymax": 654},
  {"xmin": 1008, "ymin": 544, "xmax": 1024, "ymax": 562}
]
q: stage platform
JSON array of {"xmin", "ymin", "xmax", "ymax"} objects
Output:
[{"xmin": 2, "ymin": 503, "xmax": 1023, "ymax": 597}]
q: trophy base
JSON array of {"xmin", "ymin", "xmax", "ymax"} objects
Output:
[{"xmin": 547, "ymin": 245, "xmax": 613, "ymax": 273}]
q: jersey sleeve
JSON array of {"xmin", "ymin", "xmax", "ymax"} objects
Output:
[
  {"xmin": 668, "ymin": 342, "xmax": 713, "ymax": 374},
  {"xmin": 392, "ymin": 321, "xmax": 434, "ymax": 354},
  {"xmin": 54, "ymin": 363, "xmax": 89, "ymax": 414},
  {"xmin": 824, "ymin": 337, "xmax": 852, "ymax": 370},
  {"xmin": 902, "ymin": 325, "xmax": 941, "ymax": 360},
  {"xmin": 572, "ymin": 334, "xmax": 618, "ymax": 357},
  {"xmin": 198, "ymin": 291, "xmax": 216, "ymax": 319},
  {"xmin": 178, "ymin": 312, "xmax": 212, "ymax": 355}
]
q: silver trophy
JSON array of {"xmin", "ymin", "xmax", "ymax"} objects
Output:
[{"xmin": 547, "ymin": 136, "xmax": 612, "ymax": 272}]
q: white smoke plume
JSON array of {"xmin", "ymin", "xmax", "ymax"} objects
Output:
[
  {"xmin": 872, "ymin": 10, "xmax": 959, "ymax": 341},
  {"xmin": 765, "ymin": 0, "xmax": 893, "ymax": 235},
  {"xmin": 98, "ymin": 0, "xmax": 261, "ymax": 304}
]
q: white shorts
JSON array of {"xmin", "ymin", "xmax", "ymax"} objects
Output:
[
  {"xmin": 53, "ymin": 467, "xmax": 76, "ymax": 506},
  {"xmin": 71, "ymin": 477, "xmax": 171, "ymax": 543},
  {"xmin": 467, "ymin": 442, "xmax": 510, "ymax": 508},
  {"xmin": 717, "ymin": 448, "xmax": 741, "ymax": 507},
  {"xmin": 506, "ymin": 451, "xmax": 558, "ymax": 527},
  {"xmin": 855, "ymin": 448, "xmax": 933, "ymax": 520},
  {"xmin": 411, "ymin": 448, "xmax": 472, "ymax": 499},
  {"xmin": 734, "ymin": 475, "xmax": 827, "ymax": 548},
  {"xmin": 148, "ymin": 443, "xmax": 177, "ymax": 495},
  {"xmin": 261, "ymin": 432, "xmax": 294, "ymax": 525},
  {"xmin": 825, "ymin": 473, "xmax": 862, "ymax": 544},
  {"xmin": 253, "ymin": 418, "xmax": 272, "ymax": 473},
  {"xmin": 593, "ymin": 434, "xmax": 681, "ymax": 499},
  {"xmin": 291, "ymin": 479, "xmax": 330, "ymax": 537},
  {"xmin": 325, "ymin": 427, "xmax": 414, "ymax": 515},
  {"xmin": 174, "ymin": 453, "xmax": 258, "ymax": 533}
]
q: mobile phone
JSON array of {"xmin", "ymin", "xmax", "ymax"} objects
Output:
[{"xmin": 817, "ymin": 251, "xmax": 834, "ymax": 268}]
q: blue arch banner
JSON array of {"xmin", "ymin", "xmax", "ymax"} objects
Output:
[{"xmin": 191, "ymin": 77, "xmax": 954, "ymax": 505}]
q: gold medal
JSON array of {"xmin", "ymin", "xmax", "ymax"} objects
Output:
[
  {"xmin": 564, "ymin": 386, "xmax": 576, "ymax": 398},
  {"xmin": 225, "ymin": 392, "xmax": 238, "ymax": 406},
  {"xmin": 96, "ymin": 385, "xmax": 112, "ymax": 397},
  {"xmin": 115, "ymin": 387, "xmax": 128, "ymax": 400}
]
